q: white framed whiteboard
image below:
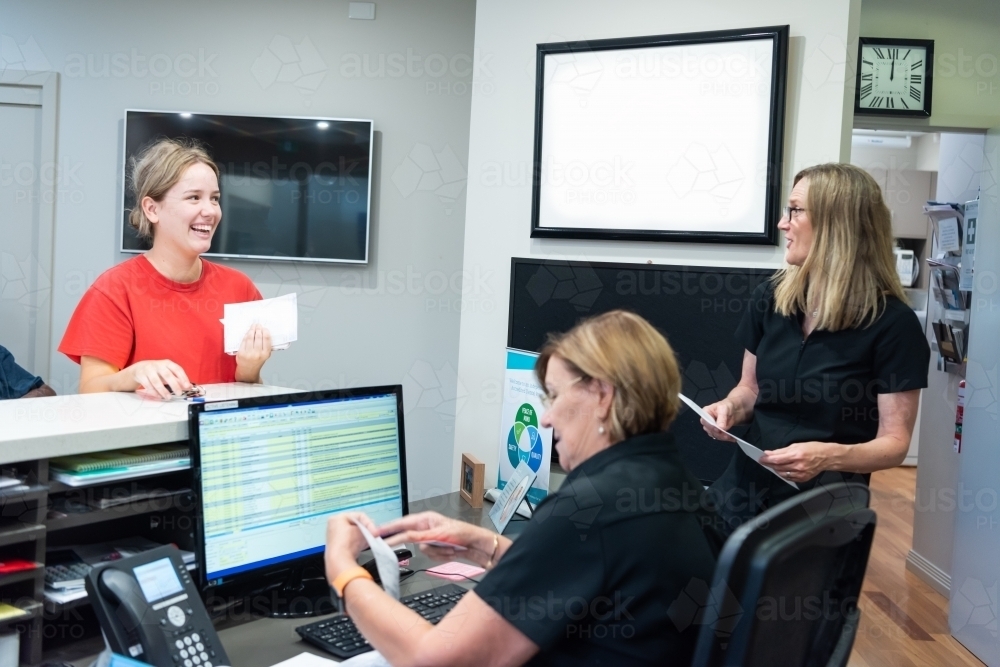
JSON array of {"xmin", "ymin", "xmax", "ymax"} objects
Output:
[{"xmin": 530, "ymin": 26, "xmax": 788, "ymax": 245}]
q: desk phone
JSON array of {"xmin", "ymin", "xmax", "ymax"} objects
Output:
[{"xmin": 84, "ymin": 545, "xmax": 230, "ymax": 667}]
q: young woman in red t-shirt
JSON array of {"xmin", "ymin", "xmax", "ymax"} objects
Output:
[{"xmin": 59, "ymin": 139, "xmax": 272, "ymax": 398}]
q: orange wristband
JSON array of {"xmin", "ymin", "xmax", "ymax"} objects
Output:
[{"xmin": 332, "ymin": 565, "xmax": 374, "ymax": 598}]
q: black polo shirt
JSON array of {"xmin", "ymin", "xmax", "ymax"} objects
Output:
[
  {"xmin": 473, "ymin": 431, "xmax": 722, "ymax": 667},
  {"xmin": 741, "ymin": 280, "xmax": 929, "ymax": 449},
  {"xmin": 709, "ymin": 281, "xmax": 929, "ymax": 530}
]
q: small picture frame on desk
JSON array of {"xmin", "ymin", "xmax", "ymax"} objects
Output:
[{"xmin": 460, "ymin": 453, "xmax": 485, "ymax": 509}]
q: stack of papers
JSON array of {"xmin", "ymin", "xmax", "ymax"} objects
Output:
[
  {"xmin": 49, "ymin": 446, "xmax": 191, "ymax": 487},
  {"xmin": 222, "ymin": 293, "xmax": 298, "ymax": 354}
]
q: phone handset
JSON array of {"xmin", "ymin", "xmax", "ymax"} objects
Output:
[
  {"xmin": 85, "ymin": 545, "xmax": 231, "ymax": 667},
  {"xmin": 98, "ymin": 568, "xmax": 172, "ymax": 662}
]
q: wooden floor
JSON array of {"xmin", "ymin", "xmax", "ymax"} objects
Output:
[{"xmin": 849, "ymin": 467, "xmax": 984, "ymax": 667}]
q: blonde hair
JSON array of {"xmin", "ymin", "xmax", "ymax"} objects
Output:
[
  {"xmin": 128, "ymin": 138, "xmax": 220, "ymax": 241},
  {"xmin": 773, "ymin": 163, "xmax": 906, "ymax": 331},
  {"xmin": 534, "ymin": 310, "xmax": 681, "ymax": 443}
]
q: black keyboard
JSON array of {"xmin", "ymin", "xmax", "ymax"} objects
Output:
[{"xmin": 295, "ymin": 583, "xmax": 468, "ymax": 659}]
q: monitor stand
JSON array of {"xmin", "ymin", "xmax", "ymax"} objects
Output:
[{"xmin": 256, "ymin": 566, "xmax": 337, "ymax": 619}]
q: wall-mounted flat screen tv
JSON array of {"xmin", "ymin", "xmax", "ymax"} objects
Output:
[{"xmin": 121, "ymin": 110, "xmax": 374, "ymax": 264}]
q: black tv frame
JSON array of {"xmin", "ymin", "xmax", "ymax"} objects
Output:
[
  {"xmin": 530, "ymin": 25, "xmax": 789, "ymax": 246},
  {"xmin": 120, "ymin": 109, "xmax": 375, "ymax": 264}
]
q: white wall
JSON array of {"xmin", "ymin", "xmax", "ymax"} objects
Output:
[
  {"xmin": 452, "ymin": 0, "xmax": 862, "ymax": 484},
  {"xmin": 0, "ymin": 0, "xmax": 476, "ymax": 499}
]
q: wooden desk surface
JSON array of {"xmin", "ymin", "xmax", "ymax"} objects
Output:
[
  {"xmin": 0, "ymin": 383, "xmax": 300, "ymax": 465},
  {"xmin": 50, "ymin": 492, "xmax": 524, "ymax": 666}
]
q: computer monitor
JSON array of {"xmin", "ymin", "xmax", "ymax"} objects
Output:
[{"xmin": 188, "ymin": 386, "xmax": 408, "ymax": 616}]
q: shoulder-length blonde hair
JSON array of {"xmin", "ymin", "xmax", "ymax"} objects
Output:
[
  {"xmin": 534, "ymin": 310, "xmax": 680, "ymax": 443},
  {"xmin": 773, "ymin": 163, "xmax": 906, "ymax": 331},
  {"xmin": 128, "ymin": 138, "xmax": 219, "ymax": 241}
]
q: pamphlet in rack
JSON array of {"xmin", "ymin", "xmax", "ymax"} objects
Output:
[{"xmin": 923, "ymin": 200, "xmax": 974, "ymax": 374}]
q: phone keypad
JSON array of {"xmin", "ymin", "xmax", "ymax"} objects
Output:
[
  {"xmin": 167, "ymin": 563, "xmax": 217, "ymax": 667},
  {"xmin": 171, "ymin": 627, "xmax": 214, "ymax": 667}
]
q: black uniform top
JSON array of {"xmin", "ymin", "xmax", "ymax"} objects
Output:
[
  {"xmin": 709, "ymin": 280, "xmax": 929, "ymax": 532},
  {"xmin": 473, "ymin": 431, "xmax": 722, "ymax": 667},
  {"xmin": 739, "ymin": 280, "xmax": 930, "ymax": 451}
]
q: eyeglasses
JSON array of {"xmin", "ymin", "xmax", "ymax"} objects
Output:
[
  {"xmin": 783, "ymin": 206, "xmax": 808, "ymax": 220},
  {"xmin": 540, "ymin": 376, "xmax": 584, "ymax": 408}
]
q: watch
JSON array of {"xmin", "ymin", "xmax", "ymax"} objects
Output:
[{"xmin": 855, "ymin": 37, "xmax": 933, "ymax": 117}]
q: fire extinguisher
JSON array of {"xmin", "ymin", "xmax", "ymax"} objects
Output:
[{"xmin": 954, "ymin": 380, "xmax": 966, "ymax": 453}]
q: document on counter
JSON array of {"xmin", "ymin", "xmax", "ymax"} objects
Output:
[
  {"xmin": 269, "ymin": 653, "xmax": 341, "ymax": 667},
  {"xmin": 222, "ymin": 293, "xmax": 298, "ymax": 354},
  {"xmin": 679, "ymin": 394, "xmax": 798, "ymax": 489}
]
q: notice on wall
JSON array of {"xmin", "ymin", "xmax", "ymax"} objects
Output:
[
  {"xmin": 497, "ymin": 349, "xmax": 551, "ymax": 505},
  {"xmin": 960, "ymin": 201, "xmax": 978, "ymax": 291},
  {"xmin": 937, "ymin": 217, "xmax": 961, "ymax": 254}
]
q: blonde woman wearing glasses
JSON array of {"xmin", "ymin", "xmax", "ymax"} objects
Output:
[{"xmin": 700, "ymin": 163, "xmax": 930, "ymax": 533}]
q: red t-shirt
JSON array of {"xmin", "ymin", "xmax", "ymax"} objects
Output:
[{"xmin": 59, "ymin": 255, "xmax": 262, "ymax": 384}]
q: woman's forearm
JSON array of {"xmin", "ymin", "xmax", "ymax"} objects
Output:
[
  {"xmin": 344, "ymin": 578, "xmax": 436, "ymax": 667},
  {"xmin": 467, "ymin": 530, "xmax": 512, "ymax": 570},
  {"xmin": 823, "ymin": 435, "xmax": 910, "ymax": 474},
  {"xmin": 727, "ymin": 384, "xmax": 758, "ymax": 425},
  {"xmin": 79, "ymin": 368, "xmax": 135, "ymax": 393}
]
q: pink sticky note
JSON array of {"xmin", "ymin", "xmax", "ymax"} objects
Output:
[{"xmin": 425, "ymin": 561, "xmax": 485, "ymax": 581}]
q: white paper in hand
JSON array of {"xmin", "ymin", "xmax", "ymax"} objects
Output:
[
  {"xmin": 353, "ymin": 520, "xmax": 400, "ymax": 600},
  {"xmin": 221, "ymin": 293, "xmax": 298, "ymax": 354},
  {"xmin": 679, "ymin": 394, "xmax": 798, "ymax": 489}
]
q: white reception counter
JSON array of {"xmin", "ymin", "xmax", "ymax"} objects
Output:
[{"xmin": 0, "ymin": 383, "xmax": 301, "ymax": 465}]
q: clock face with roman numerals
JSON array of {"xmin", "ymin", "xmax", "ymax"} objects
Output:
[{"xmin": 856, "ymin": 39, "xmax": 933, "ymax": 117}]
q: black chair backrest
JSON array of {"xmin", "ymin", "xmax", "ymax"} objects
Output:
[{"xmin": 689, "ymin": 482, "xmax": 875, "ymax": 667}]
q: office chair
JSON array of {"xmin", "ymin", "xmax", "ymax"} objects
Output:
[{"xmin": 689, "ymin": 482, "xmax": 875, "ymax": 667}]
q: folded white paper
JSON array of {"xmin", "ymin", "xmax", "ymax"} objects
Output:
[
  {"xmin": 354, "ymin": 519, "xmax": 401, "ymax": 601},
  {"xmin": 679, "ymin": 394, "xmax": 798, "ymax": 489},
  {"xmin": 222, "ymin": 293, "xmax": 298, "ymax": 355}
]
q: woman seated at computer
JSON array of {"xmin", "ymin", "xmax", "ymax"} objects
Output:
[
  {"xmin": 700, "ymin": 163, "xmax": 930, "ymax": 533},
  {"xmin": 59, "ymin": 139, "xmax": 272, "ymax": 398},
  {"xmin": 325, "ymin": 311, "xmax": 722, "ymax": 667}
]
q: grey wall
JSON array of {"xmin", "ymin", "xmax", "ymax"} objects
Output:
[
  {"xmin": 0, "ymin": 0, "xmax": 476, "ymax": 499},
  {"xmin": 908, "ymin": 132, "xmax": 986, "ymax": 594}
]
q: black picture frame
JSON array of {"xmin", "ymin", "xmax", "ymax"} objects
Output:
[
  {"xmin": 854, "ymin": 37, "xmax": 934, "ymax": 118},
  {"xmin": 530, "ymin": 26, "xmax": 789, "ymax": 246}
]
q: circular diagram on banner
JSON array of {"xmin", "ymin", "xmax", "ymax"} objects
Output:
[{"xmin": 507, "ymin": 403, "xmax": 544, "ymax": 472}]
